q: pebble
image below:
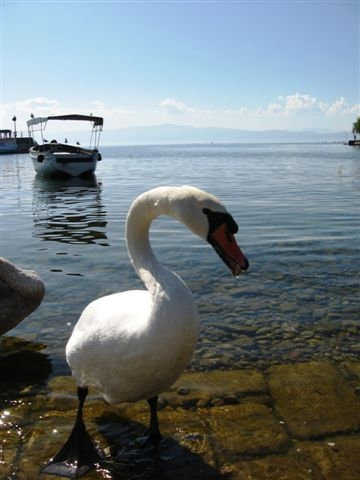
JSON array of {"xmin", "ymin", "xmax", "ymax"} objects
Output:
[
  {"xmin": 190, "ymin": 313, "xmax": 360, "ymax": 371},
  {"xmin": 256, "ymin": 327, "xmax": 272, "ymax": 335},
  {"xmin": 280, "ymin": 302, "xmax": 297, "ymax": 312},
  {"xmin": 300, "ymin": 331, "xmax": 314, "ymax": 339},
  {"xmin": 223, "ymin": 394, "xmax": 238, "ymax": 405},
  {"xmin": 196, "ymin": 398, "xmax": 210, "ymax": 408},
  {"xmin": 177, "ymin": 387, "xmax": 190, "ymax": 396}
]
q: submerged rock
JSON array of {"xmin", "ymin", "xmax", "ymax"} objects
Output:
[
  {"xmin": 164, "ymin": 369, "xmax": 268, "ymax": 409},
  {"xmin": 299, "ymin": 435, "xmax": 360, "ymax": 480},
  {"xmin": 0, "ymin": 336, "xmax": 52, "ymax": 395},
  {"xmin": 268, "ymin": 361, "xmax": 360, "ymax": 439},
  {"xmin": 198, "ymin": 403, "xmax": 290, "ymax": 458}
]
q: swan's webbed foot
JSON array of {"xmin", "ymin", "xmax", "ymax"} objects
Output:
[{"xmin": 40, "ymin": 387, "xmax": 102, "ymax": 478}]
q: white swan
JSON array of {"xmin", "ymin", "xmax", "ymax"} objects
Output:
[
  {"xmin": 0, "ymin": 257, "xmax": 45, "ymax": 335},
  {"xmin": 41, "ymin": 186, "xmax": 249, "ymax": 478}
]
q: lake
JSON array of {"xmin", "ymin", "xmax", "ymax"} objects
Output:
[
  {"xmin": 1, "ymin": 143, "xmax": 360, "ymax": 479},
  {"xmin": 1, "ymin": 143, "xmax": 359, "ymax": 373}
]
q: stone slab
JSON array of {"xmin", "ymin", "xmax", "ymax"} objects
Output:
[
  {"xmin": 268, "ymin": 361, "xmax": 360, "ymax": 439},
  {"xmin": 231, "ymin": 452, "xmax": 313, "ymax": 480},
  {"xmin": 342, "ymin": 361, "xmax": 360, "ymax": 381},
  {"xmin": 199, "ymin": 403, "xmax": 290, "ymax": 459},
  {"xmin": 4, "ymin": 365, "xmax": 360, "ymax": 478},
  {"xmin": 164, "ymin": 369, "xmax": 268, "ymax": 408},
  {"xmin": 300, "ymin": 435, "xmax": 360, "ymax": 480}
]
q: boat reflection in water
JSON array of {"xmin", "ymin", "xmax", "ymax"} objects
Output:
[{"xmin": 32, "ymin": 175, "xmax": 108, "ymax": 246}]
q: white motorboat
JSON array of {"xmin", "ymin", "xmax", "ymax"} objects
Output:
[{"xmin": 27, "ymin": 114, "xmax": 103, "ymax": 177}]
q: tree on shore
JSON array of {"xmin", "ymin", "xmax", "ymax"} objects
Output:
[{"xmin": 352, "ymin": 117, "xmax": 360, "ymax": 140}]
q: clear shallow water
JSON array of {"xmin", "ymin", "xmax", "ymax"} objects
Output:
[{"xmin": 1, "ymin": 143, "xmax": 359, "ymax": 374}]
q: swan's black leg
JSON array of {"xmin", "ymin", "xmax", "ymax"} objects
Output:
[
  {"xmin": 146, "ymin": 396, "xmax": 163, "ymax": 444},
  {"xmin": 40, "ymin": 387, "xmax": 101, "ymax": 478}
]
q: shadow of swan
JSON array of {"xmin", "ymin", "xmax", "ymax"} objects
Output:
[{"xmin": 95, "ymin": 411, "xmax": 227, "ymax": 480}]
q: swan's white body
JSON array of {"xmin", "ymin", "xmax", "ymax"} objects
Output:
[
  {"xmin": 0, "ymin": 257, "xmax": 45, "ymax": 335},
  {"xmin": 66, "ymin": 186, "xmax": 247, "ymax": 404},
  {"xmin": 42, "ymin": 186, "xmax": 249, "ymax": 478}
]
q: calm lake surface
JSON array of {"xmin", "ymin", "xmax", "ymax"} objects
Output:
[{"xmin": 1, "ymin": 143, "xmax": 359, "ymax": 375}]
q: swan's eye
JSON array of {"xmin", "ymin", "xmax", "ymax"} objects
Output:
[{"xmin": 203, "ymin": 208, "xmax": 238, "ymax": 238}]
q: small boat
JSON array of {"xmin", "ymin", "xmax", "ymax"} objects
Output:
[
  {"xmin": 1, "ymin": 116, "xmax": 38, "ymax": 155},
  {"xmin": 0, "ymin": 129, "xmax": 18, "ymax": 154},
  {"xmin": 27, "ymin": 114, "xmax": 103, "ymax": 177}
]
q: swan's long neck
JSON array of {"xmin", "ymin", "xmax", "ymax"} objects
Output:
[{"xmin": 125, "ymin": 188, "xmax": 180, "ymax": 295}]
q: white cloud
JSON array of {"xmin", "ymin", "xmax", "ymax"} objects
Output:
[
  {"xmin": 224, "ymin": 93, "xmax": 359, "ymax": 120},
  {"xmin": 160, "ymin": 98, "xmax": 195, "ymax": 115},
  {"xmin": 280, "ymin": 93, "xmax": 319, "ymax": 115},
  {"xmin": 1, "ymin": 97, "xmax": 62, "ymax": 128},
  {"xmin": 267, "ymin": 102, "xmax": 283, "ymax": 114},
  {"xmin": 0, "ymin": 97, "xmax": 62, "ymax": 130},
  {"xmin": 15, "ymin": 96, "xmax": 59, "ymax": 113},
  {"xmin": 2, "ymin": 93, "xmax": 358, "ymax": 132},
  {"xmin": 0, "ymin": 97, "xmax": 139, "ymax": 130},
  {"xmin": 326, "ymin": 97, "xmax": 347, "ymax": 116},
  {"xmin": 325, "ymin": 97, "xmax": 360, "ymax": 116},
  {"xmin": 90, "ymin": 100, "xmax": 136, "ymax": 116},
  {"xmin": 348, "ymin": 104, "xmax": 360, "ymax": 115}
]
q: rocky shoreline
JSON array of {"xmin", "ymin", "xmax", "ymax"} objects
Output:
[
  {"xmin": 190, "ymin": 315, "xmax": 360, "ymax": 372},
  {"xmin": 0, "ymin": 339, "xmax": 359, "ymax": 479}
]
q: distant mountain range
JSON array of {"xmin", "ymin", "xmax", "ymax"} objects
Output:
[
  {"xmin": 51, "ymin": 123, "xmax": 348, "ymax": 146},
  {"xmin": 99, "ymin": 124, "xmax": 347, "ymax": 145}
]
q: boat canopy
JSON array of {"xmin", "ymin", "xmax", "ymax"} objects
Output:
[
  {"xmin": 27, "ymin": 117, "xmax": 48, "ymax": 127},
  {"xmin": 27, "ymin": 114, "xmax": 103, "ymax": 127}
]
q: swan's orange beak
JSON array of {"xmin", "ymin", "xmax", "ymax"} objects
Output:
[{"xmin": 209, "ymin": 223, "xmax": 249, "ymax": 277}]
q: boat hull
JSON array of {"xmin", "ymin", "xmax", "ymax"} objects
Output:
[
  {"xmin": 30, "ymin": 145, "xmax": 100, "ymax": 177},
  {"xmin": 0, "ymin": 140, "xmax": 18, "ymax": 154}
]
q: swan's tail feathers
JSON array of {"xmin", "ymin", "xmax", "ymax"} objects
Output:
[{"xmin": 40, "ymin": 387, "xmax": 102, "ymax": 478}]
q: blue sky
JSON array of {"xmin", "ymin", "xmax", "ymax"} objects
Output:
[{"xmin": 1, "ymin": 1, "xmax": 359, "ymax": 132}]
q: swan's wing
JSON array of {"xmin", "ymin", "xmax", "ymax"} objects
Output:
[
  {"xmin": 66, "ymin": 290, "xmax": 152, "ymax": 382},
  {"xmin": 69, "ymin": 289, "xmax": 152, "ymax": 339},
  {"xmin": 65, "ymin": 288, "xmax": 198, "ymax": 403}
]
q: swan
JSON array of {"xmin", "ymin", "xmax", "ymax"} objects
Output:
[
  {"xmin": 41, "ymin": 186, "xmax": 249, "ymax": 478},
  {"xmin": 0, "ymin": 257, "xmax": 45, "ymax": 335}
]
